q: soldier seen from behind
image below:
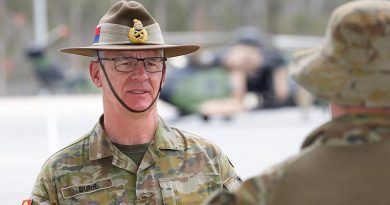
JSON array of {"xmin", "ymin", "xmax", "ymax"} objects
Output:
[{"xmin": 203, "ymin": 0, "xmax": 390, "ymax": 204}]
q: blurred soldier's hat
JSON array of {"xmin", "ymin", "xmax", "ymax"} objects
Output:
[
  {"xmin": 290, "ymin": 0, "xmax": 390, "ymax": 107},
  {"xmin": 60, "ymin": 1, "xmax": 199, "ymax": 58}
]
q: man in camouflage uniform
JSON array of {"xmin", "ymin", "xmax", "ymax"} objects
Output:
[
  {"xmin": 26, "ymin": 1, "xmax": 241, "ymax": 205},
  {"xmin": 203, "ymin": 0, "xmax": 390, "ymax": 205}
]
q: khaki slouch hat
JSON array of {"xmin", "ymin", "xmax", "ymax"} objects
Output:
[
  {"xmin": 60, "ymin": 1, "xmax": 199, "ymax": 58},
  {"xmin": 290, "ymin": 0, "xmax": 390, "ymax": 107}
]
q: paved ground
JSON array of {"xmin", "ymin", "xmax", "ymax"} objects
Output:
[{"xmin": 0, "ymin": 94, "xmax": 329, "ymax": 204}]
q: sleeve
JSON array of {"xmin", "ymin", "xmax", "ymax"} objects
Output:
[
  {"xmin": 219, "ymin": 153, "xmax": 242, "ymax": 191},
  {"xmin": 203, "ymin": 176, "xmax": 270, "ymax": 205},
  {"xmin": 205, "ymin": 149, "xmax": 295, "ymax": 205},
  {"xmin": 233, "ymin": 159, "xmax": 294, "ymax": 205},
  {"xmin": 234, "ymin": 177, "xmax": 266, "ymax": 205},
  {"xmin": 201, "ymin": 190, "xmax": 238, "ymax": 205},
  {"xmin": 30, "ymin": 169, "xmax": 59, "ymax": 205}
]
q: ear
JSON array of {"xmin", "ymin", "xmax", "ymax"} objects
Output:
[{"xmin": 89, "ymin": 61, "xmax": 102, "ymax": 87}]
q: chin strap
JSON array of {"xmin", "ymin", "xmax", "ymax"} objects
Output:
[{"xmin": 97, "ymin": 56, "xmax": 165, "ymax": 113}]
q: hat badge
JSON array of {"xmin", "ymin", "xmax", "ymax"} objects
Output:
[{"xmin": 128, "ymin": 19, "xmax": 148, "ymax": 44}]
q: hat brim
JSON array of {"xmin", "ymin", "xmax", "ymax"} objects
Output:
[
  {"xmin": 59, "ymin": 44, "xmax": 200, "ymax": 58},
  {"xmin": 290, "ymin": 47, "xmax": 390, "ymax": 107}
]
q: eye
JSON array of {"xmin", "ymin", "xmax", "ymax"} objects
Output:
[
  {"xmin": 147, "ymin": 60, "xmax": 158, "ymax": 67},
  {"xmin": 115, "ymin": 59, "xmax": 129, "ymax": 67},
  {"xmin": 148, "ymin": 58, "xmax": 161, "ymax": 66}
]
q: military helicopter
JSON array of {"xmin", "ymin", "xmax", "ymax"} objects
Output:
[{"xmin": 160, "ymin": 27, "xmax": 322, "ymax": 120}]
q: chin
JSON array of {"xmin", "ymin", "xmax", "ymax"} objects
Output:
[
  {"xmin": 130, "ymin": 105, "xmax": 151, "ymax": 111},
  {"xmin": 124, "ymin": 101, "xmax": 154, "ymax": 111},
  {"xmin": 122, "ymin": 94, "xmax": 156, "ymax": 110}
]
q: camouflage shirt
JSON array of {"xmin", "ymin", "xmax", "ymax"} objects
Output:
[
  {"xmin": 204, "ymin": 113, "xmax": 390, "ymax": 205},
  {"xmin": 30, "ymin": 116, "xmax": 241, "ymax": 205}
]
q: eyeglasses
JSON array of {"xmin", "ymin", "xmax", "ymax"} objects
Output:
[{"xmin": 99, "ymin": 56, "xmax": 167, "ymax": 73}]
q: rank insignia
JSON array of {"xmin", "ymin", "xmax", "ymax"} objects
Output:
[
  {"xmin": 128, "ymin": 19, "xmax": 148, "ymax": 44},
  {"xmin": 21, "ymin": 199, "xmax": 32, "ymax": 205}
]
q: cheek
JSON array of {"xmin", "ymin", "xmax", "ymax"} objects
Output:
[
  {"xmin": 100, "ymin": 72, "xmax": 125, "ymax": 93},
  {"xmin": 150, "ymin": 75, "xmax": 163, "ymax": 89},
  {"xmin": 108, "ymin": 71, "xmax": 126, "ymax": 84}
]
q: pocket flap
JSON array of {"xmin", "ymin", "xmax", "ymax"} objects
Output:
[{"xmin": 159, "ymin": 173, "xmax": 221, "ymax": 204}]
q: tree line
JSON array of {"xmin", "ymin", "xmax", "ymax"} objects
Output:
[{"xmin": 0, "ymin": 0, "xmax": 351, "ymax": 95}]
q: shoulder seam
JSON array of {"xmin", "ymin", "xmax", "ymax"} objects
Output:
[{"xmin": 42, "ymin": 133, "xmax": 90, "ymax": 166}]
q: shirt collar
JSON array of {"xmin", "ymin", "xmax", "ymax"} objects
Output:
[
  {"xmin": 89, "ymin": 116, "xmax": 114, "ymax": 160},
  {"xmin": 301, "ymin": 113, "xmax": 390, "ymax": 149},
  {"xmin": 154, "ymin": 116, "xmax": 183, "ymax": 150},
  {"xmin": 89, "ymin": 115, "xmax": 182, "ymax": 161}
]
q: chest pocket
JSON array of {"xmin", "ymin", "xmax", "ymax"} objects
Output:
[
  {"xmin": 60, "ymin": 178, "xmax": 128, "ymax": 204},
  {"xmin": 159, "ymin": 173, "xmax": 222, "ymax": 205}
]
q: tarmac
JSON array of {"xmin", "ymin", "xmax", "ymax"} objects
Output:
[{"xmin": 0, "ymin": 94, "xmax": 329, "ymax": 204}]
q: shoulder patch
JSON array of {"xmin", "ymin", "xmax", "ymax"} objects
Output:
[{"xmin": 21, "ymin": 199, "xmax": 32, "ymax": 205}]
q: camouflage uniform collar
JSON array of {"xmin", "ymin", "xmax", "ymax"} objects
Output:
[
  {"xmin": 89, "ymin": 115, "xmax": 181, "ymax": 161},
  {"xmin": 89, "ymin": 116, "xmax": 114, "ymax": 160},
  {"xmin": 153, "ymin": 116, "xmax": 182, "ymax": 150},
  {"xmin": 301, "ymin": 113, "xmax": 390, "ymax": 149}
]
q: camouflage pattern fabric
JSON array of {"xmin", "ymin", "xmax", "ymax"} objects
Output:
[
  {"xmin": 30, "ymin": 116, "xmax": 241, "ymax": 205},
  {"xmin": 203, "ymin": 113, "xmax": 390, "ymax": 205},
  {"xmin": 290, "ymin": 0, "xmax": 390, "ymax": 107}
]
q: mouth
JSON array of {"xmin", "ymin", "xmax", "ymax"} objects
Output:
[{"xmin": 128, "ymin": 90, "xmax": 149, "ymax": 95}]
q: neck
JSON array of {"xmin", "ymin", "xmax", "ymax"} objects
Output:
[{"xmin": 103, "ymin": 101, "xmax": 159, "ymax": 145}]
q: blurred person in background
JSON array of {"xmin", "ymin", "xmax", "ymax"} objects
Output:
[
  {"xmin": 25, "ymin": 46, "xmax": 66, "ymax": 92},
  {"xmin": 26, "ymin": 46, "xmax": 89, "ymax": 94},
  {"xmin": 203, "ymin": 1, "xmax": 390, "ymax": 204},
  {"xmin": 24, "ymin": 1, "xmax": 241, "ymax": 204},
  {"xmin": 199, "ymin": 27, "xmax": 296, "ymax": 119}
]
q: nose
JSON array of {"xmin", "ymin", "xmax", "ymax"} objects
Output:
[{"xmin": 130, "ymin": 62, "xmax": 148, "ymax": 81}]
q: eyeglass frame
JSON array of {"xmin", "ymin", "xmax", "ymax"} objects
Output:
[{"xmin": 97, "ymin": 56, "xmax": 167, "ymax": 73}]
